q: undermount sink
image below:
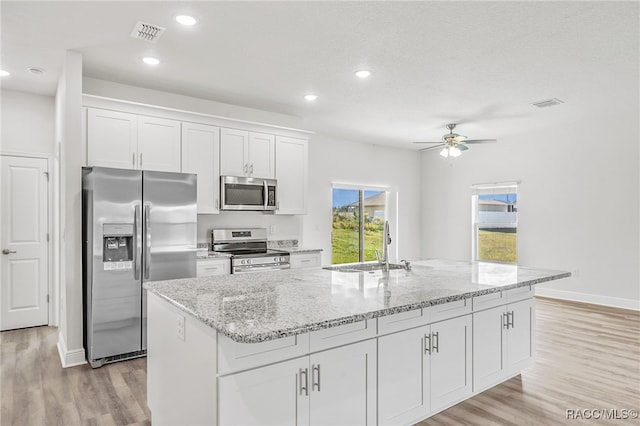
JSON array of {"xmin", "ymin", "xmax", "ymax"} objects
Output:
[{"xmin": 323, "ymin": 262, "xmax": 407, "ymax": 273}]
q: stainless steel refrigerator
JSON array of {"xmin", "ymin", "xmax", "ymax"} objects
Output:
[{"xmin": 82, "ymin": 166, "xmax": 197, "ymax": 367}]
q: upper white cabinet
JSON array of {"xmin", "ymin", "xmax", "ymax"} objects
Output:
[
  {"xmin": 87, "ymin": 108, "xmax": 181, "ymax": 172},
  {"xmin": 87, "ymin": 109, "xmax": 137, "ymax": 169},
  {"xmin": 220, "ymin": 128, "xmax": 275, "ymax": 179},
  {"xmin": 181, "ymin": 122, "xmax": 220, "ymax": 214},
  {"xmin": 275, "ymin": 136, "xmax": 308, "ymax": 214}
]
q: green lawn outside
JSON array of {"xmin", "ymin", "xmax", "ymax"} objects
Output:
[
  {"xmin": 331, "ymin": 226, "xmax": 383, "ymax": 264},
  {"xmin": 478, "ymin": 229, "xmax": 517, "ymax": 263}
]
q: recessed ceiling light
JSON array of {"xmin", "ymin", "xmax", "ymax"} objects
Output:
[
  {"xmin": 142, "ymin": 57, "xmax": 160, "ymax": 66},
  {"xmin": 304, "ymin": 94, "xmax": 318, "ymax": 101},
  {"xmin": 176, "ymin": 15, "xmax": 197, "ymax": 26},
  {"xmin": 27, "ymin": 67, "xmax": 45, "ymax": 75},
  {"xmin": 0, "ymin": 70, "xmax": 10, "ymax": 77},
  {"xmin": 355, "ymin": 70, "xmax": 371, "ymax": 79}
]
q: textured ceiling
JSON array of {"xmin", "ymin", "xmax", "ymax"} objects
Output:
[{"xmin": 1, "ymin": 1, "xmax": 638, "ymax": 149}]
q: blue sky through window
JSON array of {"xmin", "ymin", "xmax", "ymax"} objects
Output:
[
  {"xmin": 332, "ymin": 188, "xmax": 384, "ymax": 208},
  {"xmin": 479, "ymin": 193, "xmax": 517, "ymax": 203}
]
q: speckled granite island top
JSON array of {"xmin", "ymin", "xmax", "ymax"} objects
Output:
[{"xmin": 144, "ymin": 259, "xmax": 570, "ymax": 343}]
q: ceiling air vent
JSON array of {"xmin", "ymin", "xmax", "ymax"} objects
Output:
[
  {"xmin": 130, "ymin": 21, "xmax": 166, "ymax": 43},
  {"xmin": 532, "ymin": 98, "xmax": 564, "ymax": 108}
]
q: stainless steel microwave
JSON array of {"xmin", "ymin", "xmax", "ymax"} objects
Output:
[{"xmin": 220, "ymin": 176, "xmax": 278, "ymax": 211}]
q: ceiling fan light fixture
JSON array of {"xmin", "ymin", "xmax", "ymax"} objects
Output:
[
  {"xmin": 440, "ymin": 147, "xmax": 450, "ymax": 158},
  {"xmin": 449, "ymin": 146, "xmax": 462, "ymax": 157}
]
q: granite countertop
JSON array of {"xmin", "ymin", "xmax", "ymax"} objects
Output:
[{"xmin": 144, "ymin": 259, "xmax": 570, "ymax": 344}]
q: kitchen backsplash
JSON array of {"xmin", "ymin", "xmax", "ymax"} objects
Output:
[{"xmin": 196, "ymin": 212, "xmax": 303, "ymax": 244}]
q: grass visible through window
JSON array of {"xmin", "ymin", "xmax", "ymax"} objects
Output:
[{"xmin": 478, "ymin": 229, "xmax": 517, "ymax": 263}]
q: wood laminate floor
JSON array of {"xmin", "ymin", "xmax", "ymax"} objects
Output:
[{"xmin": 1, "ymin": 297, "xmax": 638, "ymax": 425}]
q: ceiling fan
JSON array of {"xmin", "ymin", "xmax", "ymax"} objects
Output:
[{"xmin": 413, "ymin": 123, "xmax": 497, "ymax": 157}]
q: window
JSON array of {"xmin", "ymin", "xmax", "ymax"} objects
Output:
[
  {"xmin": 472, "ymin": 183, "xmax": 518, "ymax": 263},
  {"xmin": 332, "ymin": 186, "xmax": 387, "ymax": 264}
]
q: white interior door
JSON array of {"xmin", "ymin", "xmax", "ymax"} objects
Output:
[{"xmin": 1, "ymin": 155, "xmax": 49, "ymax": 330}]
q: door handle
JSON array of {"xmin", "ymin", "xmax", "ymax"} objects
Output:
[
  {"xmin": 144, "ymin": 204, "xmax": 151, "ymax": 279},
  {"xmin": 299, "ymin": 368, "xmax": 308, "ymax": 396},
  {"xmin": 2, "ymin": 249, "xmax": 17, "ymax": 255},
  {"xmin": 503, "ymin": 312, "xmax": 509, "ymax": 329},
  {"xmin": 432, "ymin": 332, "xmax": 439, "ymax": 353},
  {"xmin": 312, "ymin": 364, "xmax": 321, "ymax": 391},
  {"xmin": 424, "ymin": 333, "xmax": 431, "ymax": 355},
  {"xmin": 132, "ymin": 153, "xmax": 136, "ymax": 168},
  {"xmin": 507, "ymin": 311, "xmax": 514, "ymax": 329},
  {"xmin": 249, "ymin": 164, "xmax": 254, "ymax": 175},
  {"xmin": 263, "ymin": 180, "xmax": 268, "ymax": 209},
  {"xmin": 134, "ymin": 205, "xmax": 141, "ymax": 280}
]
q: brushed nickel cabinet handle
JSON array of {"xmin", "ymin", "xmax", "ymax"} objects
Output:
[
  {"xmin": 139, "ymin": 153, "xmax": 143, "ymax": 168},
  {"xmin": 503, "ymin": 312, "xmax": 509, "ymax": 329},
  {"xmin": 299, "ymin": 368, "xmax": 308, "ymax": 396},
  {"xmin": 312, "ymin": 364, "xmax": 321, "ymax": 391},
  {"xmin": 424, "ymin": 333, "xmax": 431, "ymax": 355},
  {"xmin": 132, "ymin": 153, "xmax": 136, "ymax": 168},
  {"xmin": 432, "ymin": 331, "xmax": 439, "ymax": 353},
  {"xmin": 508, "ymin": 311, "xmax": 514, "ymax": 329}
]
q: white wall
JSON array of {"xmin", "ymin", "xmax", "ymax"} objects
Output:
[
  {"xmin": 55, "ymin": 50, "xmax": 85, "ymax": 367},
  {"xmin": 303, "ymin": 134, "xmax": 422, "ymax": 265},
  {"xmin": 420, "ymin": 106, "xmax": 639, "ymax": 309},
  {"xmin": 1, "ymin": 90, "xmax": 55, "ymax": 155}
]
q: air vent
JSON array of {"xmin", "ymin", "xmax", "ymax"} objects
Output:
[
  {"xmin": 532, "ymin": 98, "xmax": 564, "ymax": 108},
  {"xmin": 130, "ymin": 21, "xmax": 165, "ymax": 43}
]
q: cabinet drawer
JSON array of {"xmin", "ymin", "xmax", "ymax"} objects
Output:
[
  {"xmin": 309, "ymin": 319, "xmax": 376, "ymax": 352},
  {"xmin": 377, "ymin": 308, "xmax": 429, "ymax": 336},
  {"xmin": 428, "ymin": 298, "xmax": 472, "ymax": 323},
  {"xmin": 197, "ymin": 259, "xmax": 230, "ymax": 277},
  {"xmin": 473, "ymin": 291, "xmax": 507, "ymax": 312},
  {"xmin": 290, "ymin": 252, "xmax": 321, "ymax": 269},
  {"xmin": 217, "ymin": 333, "xmax": 310, "ymax": 375},
  {"xmin": 506, "ymin": 285, "xmax": 533, "ymax": 303}
]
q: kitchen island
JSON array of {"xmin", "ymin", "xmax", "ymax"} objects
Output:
[{"xmin": 144, "ymin": 259, "xmax": 570, "ymax": 426}]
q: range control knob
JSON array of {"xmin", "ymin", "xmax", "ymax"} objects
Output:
[{"xmin": 246, "ymin": 259, "xmax": 252, "ymax": 265}]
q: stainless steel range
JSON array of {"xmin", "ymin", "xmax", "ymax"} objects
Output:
[{"xmin": 211, "ymin": 228, "xmax": 290, "ymax": 274}]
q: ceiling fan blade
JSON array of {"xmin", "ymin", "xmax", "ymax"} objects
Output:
[
  {"xmin": 463, "ymin": 139, "xmax": 497, "ymax": 144},
  {"xmin": 412, "ymin": 141, "xmax": 443, "ymax": 144},
  {"xmin": 418, "ymin": 143, "xmax": 445, "ymax": 151},
  {"xmin": 458, "ymin": 144, "xmax": 469, "ymax": 151}
]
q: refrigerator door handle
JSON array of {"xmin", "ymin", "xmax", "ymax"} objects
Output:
[
  {"xmin": 144, "ymin": 204, "xmax": 151, "ymax": 279},
  {"xmin": 134, "ymin": 205, "xmax": 142, "ymax": 280}
]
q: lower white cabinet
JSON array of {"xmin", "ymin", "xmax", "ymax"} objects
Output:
[
  {"xmin": 290, "ymin": 252, "xmax": 321, "ymax": 269},
  {"xmin": 197, "ymin": 258, "xmax": 230, "ymax": 277},
  {"xmin": 473, "ymin": 298, "xmax": 534, "ymax": 392},
  {"xmin": 378, "ymin": 314, "xmax": 472, "ymax": 425},
  {"xmin": 218, "ymin": 339, "xmax": 377, "ymax": 426}
]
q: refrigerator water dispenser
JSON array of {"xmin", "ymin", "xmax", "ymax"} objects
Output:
[{"xmin": 102, "ymin": 223, "xmax": 134, "ymax": 270}]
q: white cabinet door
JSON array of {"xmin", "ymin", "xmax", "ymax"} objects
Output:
[
  {"xmin": 87, "ymin": 108, "xmax": 138, "ymax": 169},
  {"xmin": 378, "ymin": 325, "xmax": 429, "ymax": 426},
  {"xmin": 430, "ymin": 314, "xmax": 472, "ymax": 412},
  {"xmin": 309, "ymin": 339, "xmax": 377, "ymax": 426},
  {"xmin": 137, "ymin": 116, "xmax": 181, "ymax": 172},
  {"xmin": 473, "ymin": 305, "xmax": 506, "ymax": 392},
  {"xmin": 248, "ymin": 132, "xmax": 275, "ymax": 178},
  {"xmin": 220, "ymin": 128, "xmax": 249, "ymax": 176},
  {"xmin": 181, "ymin": 122, "xmax": 220, "ymax": 213},
  {"xmin": 276, "ymin": 136, "xmax": 308, "ymax": 214},
  {"xmin": 506, "ymin": 298, "xmax": 534, "ymax": 374},
  {"xmin": 218, "ymin": 356, "xmax": 310, "ymax": 426}
]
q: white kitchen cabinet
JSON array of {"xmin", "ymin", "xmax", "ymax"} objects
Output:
[
  {"xmin": 473, "ymin": 298, "xmax": 534, "ymax": 392},
  {"xmin": 218, "ymin": 339, "xmax": 376, "ymax": 426},
  {"xmin": 181, "ymin": 122, "xmax": 221, "ymax": 214},
  {"xmin": 87, "ymin": 108, "xmax": 181, "ymax": 172},
  {"xmin": 289, "ymin": 252, "xmax": 321, "ymax": 269},
  {"xmin": 378, "ymin": 314, "xmax": 472, "ymax": 425},
  {"xmin": 218, "ymin": 356, "xmax": 310, "ymax": 426},
  {"xmin": 220, "ymin": 128, "xmax": 275, "ymax": 179},
  {"xmin": 196, "ymin": 258, "xmax": 230, "ymax": 277},
  {"xmin": 276, "ymin": 136, "xmax": 308, "ymax": 214},
  {"xmin": 87, "ymin": 108, "xmax": 137, "ymax": 169}
]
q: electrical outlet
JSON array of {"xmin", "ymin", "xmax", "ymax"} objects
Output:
[
  {"xmin": 270, "ymin": 225, "xmax": 277, "ymax": 234},
  {"xmin": 176, "ymin": 314, "xmax": 185, "ymax": 341}
]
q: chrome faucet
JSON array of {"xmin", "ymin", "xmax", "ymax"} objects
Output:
[{"xmin": 382, "ymin": 220, "xmax": 391, "ymax": 272}]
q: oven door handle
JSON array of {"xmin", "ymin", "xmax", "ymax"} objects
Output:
[
  {"xmin": 263, "ymin": 180, "xmax": 268, "ymax": 210},
  {"xmin": 234, "ymin": 263, "xmax": 290, "ymax": 273}
]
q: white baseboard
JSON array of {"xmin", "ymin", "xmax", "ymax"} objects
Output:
[
  {"xmin": 535, "ymin": 287, "xmax": 640, "ymax": 311},
  {"xmin": 57, "ymin": 332, "xmax": 87, "ymax": 368}
]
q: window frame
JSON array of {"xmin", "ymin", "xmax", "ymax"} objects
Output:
[
  {"xmin": 471, "ymin": 182, "xmax": 519, "ymax": 264},
  {"xmin": 331, "ymin": 183, "xmax": 391, "ymax": 265}
]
